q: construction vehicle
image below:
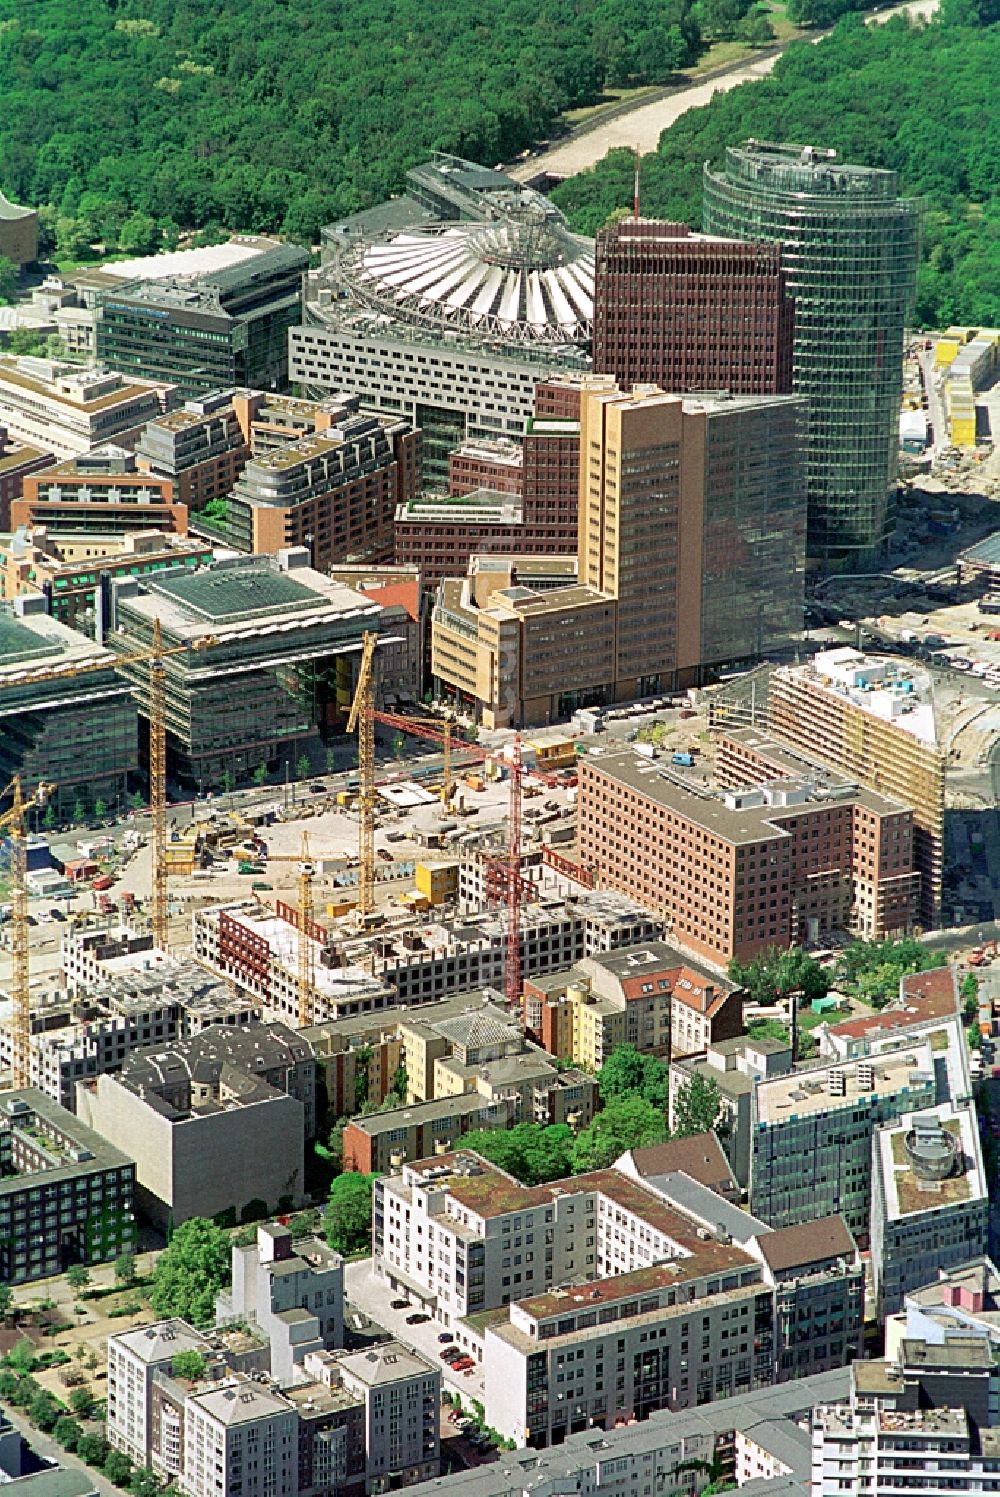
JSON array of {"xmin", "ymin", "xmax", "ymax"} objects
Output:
[{"xmin": 0, "ymin": 775, "xmax": 54, "ymax": 1089}]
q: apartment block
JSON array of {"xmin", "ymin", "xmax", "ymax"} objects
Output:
[
  {"xmin": 0, "ymin": 594, "xmax": 138, "ymax": 818},
  {"xmin": 108, "ymin": 1320, "xmax": 218, "ymax": 1466},
  {"xmin": 346, "ymin": 1067, "xmax": 595, "ymax": 1174},
  {"xmin": 95, "ymin": 242, "xmax": 309, "ymax": 398},
  {"xmin": 524, "ymin": 941, "xmax": 744, "ymax": 1069},
  {"xmin": 871, "ymin": 1105, "xmax": 988, "ymax": 1317},
  {"xmin": 303, "ymin": 1013, "xmax": 406, "ymax": 1122},
  {"xmin": 748, "ymin": 1024, "xmax": 965, "ymax": 1241},
  {"xmin": 577, "ymin": 746, "xmax": 918, "ymax": 966},
  {"xmin": 0, "ymin": 427, "xmax": 53, "ymax": 529},
  {"xmin": 135, "ymin": 389, "xmax": 252, "ymax": 510},
  {"xmin": 0, "ymin": 1089, "xmax": 135, "ymax": 1283},
  {"xmin": 615, "ymin": 1132, "xmax": 741, "ymax": 1203},
  {"xmin": 811, "ymin": 1336, "xmax": 997, "ymax": 1497},
  {"xmin": 108, "ymin": 1312, "xmax": 438, "ymax": 1497},
  {"xmin": 76, "ymin": 1021, "xmax": 313, "ymax": 1230},
  {"xmin": 336, "ymin": 1346, "xmax": 440, "ymax": 1492},
  {"xmin": 229, "ymin": 410, "xmax": 420, "ymax": 568},
  {"xmin": 13, "ymin": 447, "xmax": 186, "ymax": 539},
  {"xmin": 375, "ymin": 1151, "xmax": 860, "ymax": 1448},
  {"xmin": 384, "ymin": 1369, "xmax": 851, "ymax": 1497},
  {"xmin": 184, "ymin": 1378, "xmax": 298, "ymax": 1497},
  {"xmin": 751, "ymin": 1218, "xmax": 864, "ymax": 1380},
  {"xmin": 768, "ymin": 648, "xmax": 944, "ymax": 926},
  {"xmin": 218, "ymin": 1224, "xmax": 344, "ymax": 1385},
  {"xmin": 593, "ymin": 219, "xmax": 793, "ymax": 396},
  {"xmin": 345, "ymin": 1093, "xmax": 517, "ymax": 1174}
]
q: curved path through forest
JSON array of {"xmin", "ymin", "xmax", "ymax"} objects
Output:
[{"xmin": 508, "ymin": 0, "xmax": 939, "ymax": 183}]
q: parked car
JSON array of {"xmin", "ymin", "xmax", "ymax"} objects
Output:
[
  {"xmin": 406, "ymin": 1313, "xmax": 430, "ymax": 1325},
  {"xmin": 390, "ymin": 1299, "xmax": 409, "ymax": 1310},
  {"xmin": 437, "ymin": 1332, "xmax": 454, "ymax": 1343}
]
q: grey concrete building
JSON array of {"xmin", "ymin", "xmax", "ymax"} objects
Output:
[{"xmin": 76, "ymin": 1021, "xmax": 312, "ymax": 1230}]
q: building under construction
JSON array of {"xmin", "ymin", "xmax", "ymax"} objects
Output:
[
  {"xmin": 194, "ymin": 889, "xmax": 663, "ymax": 1027},
  {"xmin": 106, "ymin": 548, "xmax": 403, "ymax": 787},
  {"xmin": 0, "ymin": 594, "xmax": 138, "ymax": 816}
]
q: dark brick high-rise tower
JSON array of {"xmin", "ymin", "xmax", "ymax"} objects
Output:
[{"xmin": 593, "ymin": 218, "xmax": 794, "ymax": 396}]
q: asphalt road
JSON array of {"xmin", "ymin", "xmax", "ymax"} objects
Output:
[
  {"xmin": 3, "ymin": 1406, "xmax": 119, "ymax": 1497},
  {"xmin": 508, "ymin": 0, "xmax": 940, "ymax": 181}
]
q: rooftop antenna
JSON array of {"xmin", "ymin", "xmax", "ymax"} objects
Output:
[{"xmin": 633, "ymin": 147, "xmax": 641, "ymax": 220}]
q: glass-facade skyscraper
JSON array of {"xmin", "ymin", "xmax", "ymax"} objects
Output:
[{"xmin": 703, "ymin": 142, "xmax": 919, "ymax": 569}]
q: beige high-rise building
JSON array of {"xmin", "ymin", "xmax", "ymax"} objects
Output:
[
  {"xmin": 768, "ymin": 649, "xmax": 944, "ymax": 927},
  {"xmin": 432, "ymin": 384, "xmax": 806, "ymax": 725}
]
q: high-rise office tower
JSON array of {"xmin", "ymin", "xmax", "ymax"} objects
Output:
[
  {"xmin": 593, "ymin": 219, "xmax": 794, "ymax": 396},
  {"xmin": 578, "ymin": 384, "xmax": 807, "ymax": 696},
  {"xmin": 703, "ymin": 141, "xmax": 919, "ymax": 568}
]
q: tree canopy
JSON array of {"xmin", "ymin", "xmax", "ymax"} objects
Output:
[
  {"xmin": 324, "ymin": 1172, "xmax": 377, "ymax": 1255},
  {"xmin": 570, "ymin": 1095, "xmax": 668, "ymax": 1173},
  {"xmin": 552, "ymin": 9, "xmax": 1000, "ymax": 327},
  {"xmin": 150, "ymin": 1217, "xmax": 231, "ymax": 1329},
  {"xmin": 728, "ymin": 946, "xmax": 830, "ymax": 1007},
  {"xmin": 835, "ymin": 936, "xmax": 944, "ymax": 1008},
  {"xmin": 597, "ymin": 1043, "xmax": 670, "ymax": 1110},
  {"xmin": 460, "ymin": 1123, "xmax": 575, "ymax": 1185},
  {"xmin": 0, "ymin": 0, "xmax": 706, "ymax": 255},
  {"xmin": 672, "ymin": 1073, "xmax": 722, "ymax": 1138}
]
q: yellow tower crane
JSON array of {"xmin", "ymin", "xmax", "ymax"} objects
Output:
[
  {"xmin": 1, "ymin": 775, "xmax": 54, "ymax": 1090},
  {"xmin": 346, "ymin": 631, "xmax": 377, "ymax": 917},
  {"xmin": 0, "ymin": 623, "xmax": 217, "ymax": 951}
]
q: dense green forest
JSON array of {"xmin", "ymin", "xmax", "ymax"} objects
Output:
[
  {"xmin": 553, "ymin": 6, "xmax": 1000, "ymax": 327},
  {"xmin": 0, "ymin": 0, "xmax": 712, "ymax": 256}
]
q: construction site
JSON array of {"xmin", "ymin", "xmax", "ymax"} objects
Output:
[{"xmin": 0, "ymin": 587, "xmax": 632, "ymax": 1104}]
